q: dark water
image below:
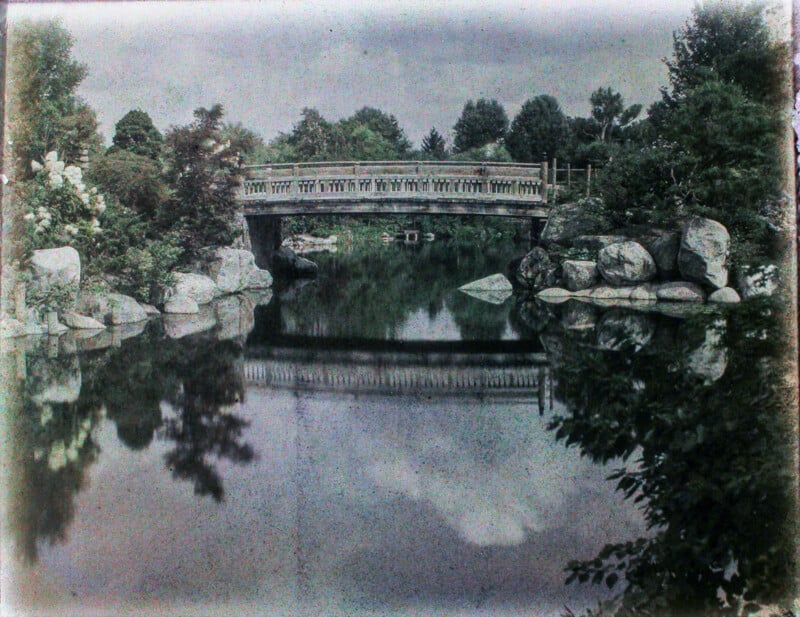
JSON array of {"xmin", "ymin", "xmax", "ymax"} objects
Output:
[{"xmin": 1, "ymin": 240, "xmax": 797, "ymax": 617}]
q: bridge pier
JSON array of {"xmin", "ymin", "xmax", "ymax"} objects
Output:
[{"xmin": 246, "ymin": 215, "xmax": 283, "ymax": 269}]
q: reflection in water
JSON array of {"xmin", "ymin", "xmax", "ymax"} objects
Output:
[
  {"xmin": 1, "ymin": 241, "xmax": 797, "ymax": 616},
  {"xmin": 547, "ymin": 299, "xmax": 797, "ymax": 616}
]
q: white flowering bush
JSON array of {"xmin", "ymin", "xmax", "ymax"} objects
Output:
[{"xmin": 22, "ymin": 151, "xmax": 106, "ymax": 255}]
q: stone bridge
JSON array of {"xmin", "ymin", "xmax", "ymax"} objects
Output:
[
  {"xmin": 238, "ymin": 161, "xmax": 568, "ymax": 266},
  {"xmin": 245, "ymin": 337, "xmax": 553, "ymax": 408}
]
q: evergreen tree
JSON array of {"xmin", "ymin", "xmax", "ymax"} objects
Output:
[
  {"xmin": 420, "ymin": 128, "xmax": 448, "ymax": 159},
  {"xmin": 111, "ymin": 109, "xmax": 163, "ymax": 160},
  {"xmin": 506, "ymin": 95, "xmax": 568, "ymax": 162},
  {"xmin": 452, "ymin": 99, "xmax": 508, "ymax": 153}
]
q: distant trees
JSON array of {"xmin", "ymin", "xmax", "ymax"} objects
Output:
[
  {"xmin": 452, "ymin": 99, "xmax": 508, "ymax": 153},
  {"xmin": 505, "ymin": 95, "xmax": 568, "ymax": 163},
  {"xmin": 420, "ymin": 128, "xmax": 448, "ymax": 159}
]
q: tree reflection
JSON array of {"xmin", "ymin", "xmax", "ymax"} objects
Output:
[{"xmin": 545, "ymin": 300, "xmax": 797, "ymax": 616}]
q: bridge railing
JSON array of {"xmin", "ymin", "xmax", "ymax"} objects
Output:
[{"xmin": 239, "ymin": 160, "xmax": 548, "ymax": 203}]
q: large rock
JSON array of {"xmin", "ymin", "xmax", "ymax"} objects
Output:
[
  {"xmin": 246, "ymin": 268, "xmax": 273, "ymax": 289},
  {"xmin": 77, "ymin": 292, "xmax": 147, "ymax": 325},
  {"xmin": 28, "ymin": 247, "xmax": 81, "ymax": 312},
  {"xmin": 167, "ymin": 272, "xmax": 219, "ymax": 305},
  {"xmin": 540, "ymin": 201, "xmax": 610, "ymax": 247},
  {"xmin": 62, "ymin": 311, "xmax": 106, "ymax": 330},
  {"xmin": 597, "ymin": 241, "xmax": 657, "ymax": 286},
  {"xmin": 459, "ymin": 274, "xmax": 513, "ymax": 304},
  {"xmin": 516, "ymin": 247, "xmax": 558, "ymax": 291},
  {"xmin": 735, "ymin": 264, "xmax": 778, "ymax": 299},
  {"xmin": 562, "ymin": 260, "xmax": 598, "ymax": 291},
  {"xmin": 655, "ymin": 281, "xmax": 706, "ymax": 303},
  {"xmin": 272, "ymin": 247, "xmax": 319, "ymax": 278},
  {"xmin": 645, "ymin": 231, "xmax": 680, "ymax": 278},
  {"xmin": 163, "ymin": 295, "xmax": 200, "ymax": 314},
  {"xmin": 571, "ymin": 235, "xmax": 629, "ymax": 252},
  {"xmin": 678, "ymin": 218, "xmax": 730, "ymax": 289},
  {"xmin": 708, "ymin": 287, "xmax": 741, "ymax": 304},
  {"xmin": 204, "ymin": 247, "xmax": 260, "ymax": 295}
]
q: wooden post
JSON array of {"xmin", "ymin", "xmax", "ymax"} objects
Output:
[
  {"xmin": 567, "ymin": 163, "xmax": 571, "ymax": 188},
  {"xmin": 586, "ymin": 164, "xmax": 592, "ymax": 198},
  {"xmin": 541, "ymin": 160, "xmax": 548, "ymax": 203},
  {"xmin": 552, "ymin": 158, "xmax": 558, "ymax": 201}
]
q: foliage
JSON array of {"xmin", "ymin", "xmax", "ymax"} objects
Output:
[
  {"xmin": 160, "ymin": 104, "xmax": 243, "ymax": 263},
  {"xmin": 110, "ymin": 109, "xmax": 163, "ymax": 160},
  {"xmin": 420, "ymin": 127, "xmax": 448, "ymax": 159},
  {"xmin": 340, "ymin": 106, "xmax": 412, "ymax": 158},
  {"xmin": 506, "ymin": 95, "xmax": 568, "ymax": 162},
  {"xmin": 665, "ymin": 1, "xmax": 786, "ymax": 106},
  {"xmin": 87, "ymin": 148, "xmax": 169, "ymax": 218},
  {"xmin": 589, "ymin": 88, "xmax": 642, "ymax": 143},
  {"xmin": 547, "ymin": 301, "xmax": 797, "ymax": 616},
  {"xmin": 20, "ymin": 152, "xmax": 105, "ymax": 258},
  {"xmin": 220, "ymin": 121, "xmax": 269, "ymax": 164},
  {"xmin": 452, "ymin": 99, "xmax": 509, "ymax": 153},
  {"xmin": 449, "ymin": 141, "xmax": 512, "ymax": 162},
  {"xmin": 9, "ymin": 19, "xmax": 101, "ymax": 179}
]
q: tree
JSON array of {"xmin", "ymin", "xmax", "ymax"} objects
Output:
[
  {"xmin": 506, "ymin": 95, "xmax": 568, "ymax": 162},
  {"xmin": 111, "ymin": 109, "xmax": 163, "ymax": 160},
  {"xmin": 160, "ymin": 104, "xmax": 243, "ymax": 262},
  {"xmin": 9, "ymin": 19, "xmax": 101, "ymax": 178},
  {"xmin": 420, "ymin": 127, "xmax": 448, "ymax": 159},
  {"xmin": 452, "ymin": 99, "xmax": 508, "ymax": 153},
  {"xmin": 341, "ymin": 107, "xmax": 412, "ymax": 158},
  {"xmin": 665, "ymin": 2, "xmax": 785, "ymax": 106},
  {"xmin": 287, "ymin": 107, "xmax": 347, "ymax": 161},
  {"xmin": 589, "ymin": 87, "xmax": 642, "ymax": 142},
  {"xmin": 220, "ymin": 121, "xmax": 268, "ymax": 164},
  {"xmin": 87, "ymin": 149, "xmax": 168, "ymax": 218}
]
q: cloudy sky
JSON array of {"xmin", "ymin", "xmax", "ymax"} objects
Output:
[{"xmin": 10, "ymin": 0, "xmax": 711, "ymax": 147}]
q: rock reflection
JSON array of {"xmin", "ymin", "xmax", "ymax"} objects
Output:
[{"xmin": 541, "ymin": 298, "xmax": 796, "ymax": 615}]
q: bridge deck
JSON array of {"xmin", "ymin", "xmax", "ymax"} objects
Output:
[{"xmin": 238, "ymin": 160, "xmax": 551, "ymax": 216}]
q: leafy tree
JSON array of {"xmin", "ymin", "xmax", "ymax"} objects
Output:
[
  {"xmin": 506, "ymin": 95, "xmax": 568, "ymax": 162},
  {"xmin": 160, "ymin": 104, "xmax": 242, "ymax": 262},
  {"xmin": 420, "ymin": 127, "xmax": 448, "ymax": 159},
  {"xmin": 589, "ymin": 88, "xmax": 642, "ymax": 142},
  {"xmin": 452, "ymin": 99, "xmax": 508, "ymax": 153},
  {"xmin": 111, "ymin": 109, "xmax": 163, "ymax": 160},
  {"xmin": 665, "ymin": 1, "xmax": 785, "ymax": 106},
  {"xmin": 9, "ymin": 19, "xmax": 101, "ymax": 178},
  {"xmin": 287, "ymin": 107, "xmax": 347, "ymax": 161},
  {"xmin": 88, "ymin": 149, "xmax": 168, "ymax": 218},
  {"xmin": 220, "ymin": 121, "xmax": 269, "ymax": 164},
  {"xmin": 341, "ymin": 107, "xmax": 412, "ymax": 158}
]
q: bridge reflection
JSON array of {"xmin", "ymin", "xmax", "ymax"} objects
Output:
[{"xmin": 245, "ymin": 335, "xmax": 552, "ymax": 409}]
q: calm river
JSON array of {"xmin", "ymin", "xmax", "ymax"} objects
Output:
[{"xmin": 1, "ymin": 239, "xmax": 797, "ymax": 617}]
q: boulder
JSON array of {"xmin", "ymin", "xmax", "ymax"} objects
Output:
[
  {"xmin": 629, "ymin": 284, "xmax": 658, "ymax": 302},
  {"xmin": 597, "ymin": 241, "xmax": 657, "ymax": 286},
  {"xmin": 204, "ymin": 247, "xmax": 259, "ymax": 295},
  {"xmin": 562, "ymin": 260, "xmax": 598, "ymax": 291},
  {"xmin": 62, "ymin": 311, "xmax": 106, "ymax": 330},
  {"xmin": 540, "ymin": 201, "xmax": 610, "ymax": 247},
  {"xmin": 678, "ymin": 217, "xmax": 730, "ymax": 289},
  {"xmin": 0, "ymin": 317, "xmax": 26, "ymax": 338},
  {"xmin": 645, "ymin": 231, "xmax": 680, "ymax": 278},
  {"xmin": 588, "ymin": 285, "xmax": 634, "ymax": 300},
  {"xmin": 163, "ymin": 295, "xmax": 200, "ymax": 314},
  {"xmin": 516, "ymin": 247, "xmax": 558, "ymax": 291},
  {"xmin": 272, "ymin": 247, "xmax": 319, "ymax": 278},
  {"xmin": 246, "ymin": 268, "xmax": 273, "ymax": 289},
  {"xmin": 708, "ymin": 287, "xmax": 741, "ymax": 304},
  {"xmin": 536, "ymin": 287, "xmax": 572, "ymax": 303},
  {"xmin": 596, "ymin": 312, "xmax": 655, "ymax": 352},
  {"xmin": 77, "ymin": 292, "xmax": 147, "ymax": 325},
  {"xmin": 140, "ymin": 303, "xmax": 161, "ymax": 315},
  {"xmin": 167, "ymin": 272, "xmax": 218, "ymax": 305},
  {"xmin": 655, "ymin": 281, "xmax": 706, "ymax": 303},
  {"xmin": 736, "ymin": 264, "xmax": 778, "ymax": 299},
  {"xmin": 28, "ymin": 246, "xmax": 81, "ymax": 312},
  {"xmin": 571, "ymin": 235, "xmax": 629, "ymax": 252}
]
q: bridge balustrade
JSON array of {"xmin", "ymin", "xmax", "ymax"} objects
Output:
[{"xmin": 239, "ymin": 161, "xmax": 548, "ymax": 204}]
